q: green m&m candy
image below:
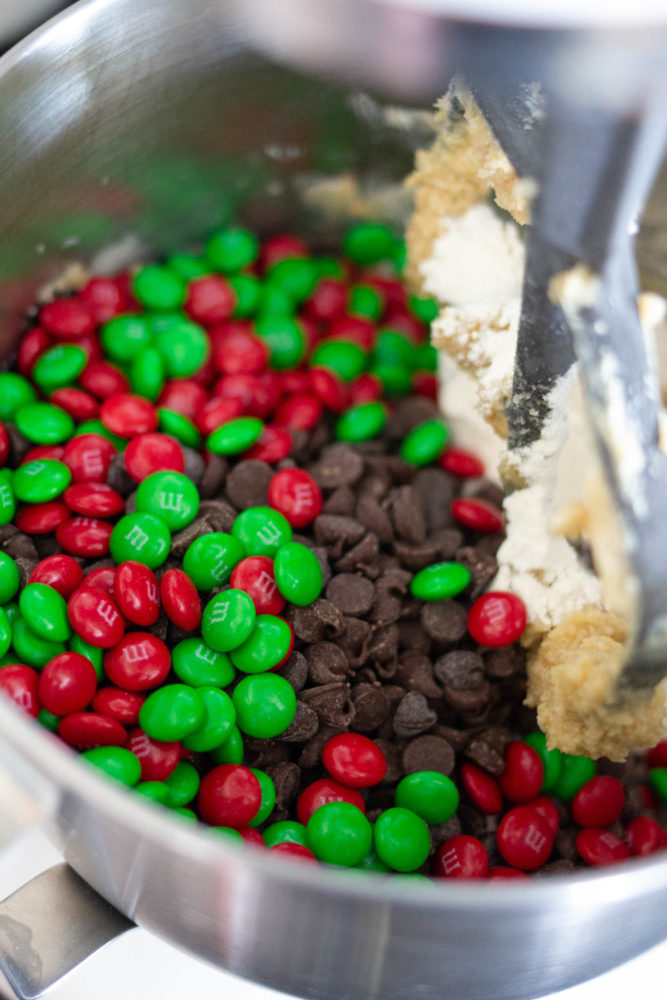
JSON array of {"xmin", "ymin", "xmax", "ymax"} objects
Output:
[
  {"xmin": 232, "ymin": 674, "xmax": 296, "ymax": 738},
  {"xmin": 228, "ymin": 274, "xmax": 262, "ymax": 318},
  {"xmin": 649, "ymin": 768, "xmax": 667, "ymax": 802},
  {"xmin": 166, "ymin": 253, "xmax": 211, "ymax": 280},
  {"xmin": 207, "ymin": 416, "xmax": 264, "ymax": 455},
  {"xmin": 132, "ymin": 265, "xmax": 186, "ymax": 311},
  {"xmin": 310, "ymin": 340, "xmax": 366, "ymax": 382},
  {"xmin": 13, "ymin": 459, "xmax": 71, "ymax": 503},
  {"xmin": 374, "ymin": 807, "xmax": 431, "ymax": 872},
  {"xmin": 552, "ymin": 754, "xmax": 595, "ymax": 800},
  {"xmin": 0, "ymin": 471, "xmax": 15, "ymax": 526},
  {"xmin": 0, "ymin": 607, "xmax": 11, "ymax": 659},
  {"xmin": 254, "ymin": 316, "xmax": 306, "ymax": 370},
  {"xmin": 110, "ymin": 512, "xmax": 171, "ymax": 568},
  {"xmin": 248, "ymin": 768, "xmax": 276, "ymax": 827},
  {"xmin": 0, "ymin": 552, "xmax": 20, "ymax": 604},
  {"xmin": 206, "ymin": 226, "xmax": 259, "ymax": 272},
  {"xmin": 210, "ymin": 725, "xmax": 244, "ymax": 765},
  {"xmin": 182, "ymin": 687, "xmax": 236, "ymax": 753},
  {"xmin": 135, "ymin": 781, "xmax": 170, "ymax": 804},
  {"xmin": 201, "ymin": 589, "xmax": 256, "ymax": 652},
  {"xmin": 182, "ymin": 532, "xmax": 245, "ymax": 590},
  {"xmin": 409, "ymin": 294, "xmax": 439, "ymax": 324},
  {"xmin": 136, "ymin": 471, "xmax": 199, "ymax": 530},
  {"xmin": 13, "ymin": 617, "xmax": 65, "ymax": 667},
  {"xmin": 19, "ymin": 583, "xmax": 70, "ymax": 642},
  {"xmin": 139, "ymin": 683, "xmax": 205, "ymax": 742},
  {"xmin": 524, "ymin": 731, "xmax": 563, "ymax": 791},
  {"xmin": 410, "ymin": 562, "xmax": 471, "ymax": 601},
  {"xmin": 70, "ymin": 634, "xmax": 104, "ymax": 682},
  {"xmin": 152, "ymin": 315, "xmax": 209, "ymax": 378},
  {"xmin": 335, "ymin": 401, "xmax": 387, "ymax": 442},
  {"xmin": 373, "ymin": 329, "xmax": 414, "ymax": 369},
  {"xmin": 37, "ymin": 708, "xmax": 60, "ymax": 732},
  {"xmin": 263, "ymin": 820, "xmax": 308, "ymax": 847},
  {"xmin": 258, "ymin": 285, "xmax": 293, "ymax": 319},
  {"xmin": 15, "ymin": 402, "xmax": 74, "ymax": 444},
  {"xmin": 343, "ymin": 222, "xmax": 396, "ymax": 265},
  {"xmin": 130, "ymin": 346, "xmax": 165, "ymax": 401},
  {"xmin": 172, "ymin": 807, "xmax": 197, "ymax": 822},
  {"xmin": 100, "ymin": 314, "xmax": 152, "ymax": 363},
  {"xmin": 172, "ymin": 638, "xmax": 236, "ymax": 688},
  {"xmin": 400, "ymin": 420, "xmax": 449, "ymax": 465},
  {"xmin": 31, "ymin": 344, "xmax": 87, "ymax": 392},
  {"xmin": 306, "ymin": 802, "xmax": 372, "ymax": 867},
  {"xmin": 164, "ymin": 761, "xmax": 200, "ymax": 807},
  {"xmin": 265, "ymin": 258, "xmax": 317, "ymax": 302},
  {"xmin": 232, "ymin": 506, "xmax": 292, "ymax": 558},
  {"xmin": 81, "ymin": 747, "xmax": 141, "ymax": 787},
  {"xmin": 274, "ymin": 542, "xmax": 322, "ymax": 606},
  {"xmin": 229, "ymin": 614, "xmax": 292, "ymax": 673},
  {"xmin": 395, "ymin": 772, "xmax": 459, "ymax": 825},
  {"xmin": 371, "ymin": 363, "xmax": 412, "ymax": 397},
  {"xmin": 356, "ymin": 848, "xmax": 391, "ymax": 873},
  {"xmin": 210, "ymin": 827, "xmax": 244, "ymax": 843},
  {"xmin": 157, "ymin": 408, "xmax": 201, "ymax": 449},
  {"xmin": 0, "ymin": 373, "xmax": 36, "ymax": 420},
  {"xmin": 348, "ymin": 283, "xmax": 383, "ymax": 321}
]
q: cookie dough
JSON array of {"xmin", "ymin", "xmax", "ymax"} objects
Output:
[{"xmin": 407, "ymin": 80, "xmax": 667, "ymax": 760}]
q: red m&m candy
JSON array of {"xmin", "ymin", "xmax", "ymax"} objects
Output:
[
  {"xmin": 100, "ymin": 394, "xmax": 158, "ymax": 437},
  {"xmin": 0, "ymin": 664, "xmax": 40, "ymax": 717},
  {"xmin": 56, "ymin": 516, "xmax": 113, "ymax": 558},
  {"xmin": 296, "ymin": 777, "xmax": 366, "ymax": 825},
  {"xmin": 29, "ymin": 554, "xmax": 83, "ymax": 598},
  {"xmin": 115, "ymin": 562, "xmax": 160, "ymax": 626},
  {"xmin": 63, "ymin": 433, "xmax": 116, "ymax": 484},
  {"xmin": 268, "ymin": 468, "xmax": 323, "ymax": 528},
  {"xmin": 468, "ymin": 592, "xmax": 527, "ymax": 647},
  {"xmin": 497, "ymin": 805, "xmax": 554, "ymax": 871},
  {"xmin": 461, "ymin": 763, "xmax": 503, "ymax": 814},
  {"xmin": 451, "ymin": 497, "xmax": 505, "ymax": 534},
  {"xmin": 229, "ymin": 556, "xmax": 285, "ymax": 616},
  {"xmin": 575, "ymin": 828, "xmax": 631, "ymax": 867},
  {"xmin": 198, "ymin": 764, "xmax": 262, "ymax": 828},
  {"xmin": 160, "ymin": 569, "xmax": 202, "ymax": 631},
  {"xmin": 124, "ymin": 433, "xmax": 185, "ymax": 481},
  {"xmin": 104, "ymin": 633, "xmax": 171, "ymax": 691},
  {"xmin": 64, "ymin": 483, "xmax": 125, "ymax": 518},
  {"xmin": 434, "ymin": 835, "xmax": 488, "ymax": 879},
  {"xmin": 67, "ymin": 587, "xmax": 125, "ymax": 648},
  {"xmin": 58, "ymin": 711, "xmax": 127, "ymax": 749},
  {"xmin": 440, "ymin": 448, "xmax": 484, "ymax": 478},
  {"xmin": 92, "ymin": 687, "xmax": 146, "ymax": 726},
  {"xmin": 572, "ymin": 776, "xmax": 625, "ymax": 828},
  {"xmin": 38, "ymin": 652, "xmax": 98, "ymax": 716},
  {"xmin": 322, "ymin": 733, "xmax": 387, "ymax": 788},
  {"xmin": 498, "ymin": 742, "xmax": 544, "ymax": 804},
  {"xmin": 127, "ymin": 727, "xmax": 181, "ymax": 782}
]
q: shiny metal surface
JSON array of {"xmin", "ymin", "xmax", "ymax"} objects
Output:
[
  {"xmin": 0, "ymin": 2, "xmax": 666, "ymax": 999},
  {"xmin": 0, "ymin": 865, "xmax": 131, "ymax": 1000}
]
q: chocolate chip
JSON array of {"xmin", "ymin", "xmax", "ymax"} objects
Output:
[
  {"xmin": 286, "ymin": 599, "xmax": 344, "ymax": 643},
  {"xmin": 470, "ymin": 481, "xmax": 505, "ymax": 509},
  {"xmin": 32, "ymin": 535, "xmax": 61, "ymax": 559},
  {"xmin": 107, "ymin": 452, "xmax": 136, "ymax": 495},
  {"xmin": 279, "ymin": 702, "xmax": 320, "ymax": 742},
  {"xmin": 351, "ymin": 683, "xmax": 390, "ymax": 732},
  {"xmin": 297, "ymin": 724, "xmax": 341, "ymax": 769},
  {"xmin": 300, "ymin": 682, "xmax": 355, "ymax": 728},
  {"xmin": 443, "ymin": 682, "xmax": 493, "ymax": 717},
  {"xmin": 396, "ymin": 652, "xmax": 442, "ymax": 699},
  {"xmin": 305, "ymin": 641, "xmax": 350, "ymax": 684},
  {"xmin": 267, "ymin": 762, "xmax": 301, "ymax": 810},
  {"xmin": 532, "ymin": 860, "xmax": 575, "ymax": 878},
  {"xmin": 281, "ymin": 651, "xmax": 308, "ymax": 692},
  {"xmin": 434, "ymin": 651, "xmax": 485, "ymax": 690},
  {"xmin": 421, "ymin": 602, "xmax": 468, "ymax": 644},
  {"xmin": 366, "ymin": 623, "xmax": 399, "ymax": 663},
  {"xmin": 199, "ymin": 455, "xmax": 228, "ymax": 499},
  {"xmin": 310, "ymin": 444, "xmax": 363, "ymax": 488},
  {"xmin": 455, "ymin": 545, "xmax": 498, "ymax": 600},
  {"xmin": 372, "ymin": 738, "xmax": 403, "ymax": 782},
  {"xmin": 182, "ymin": 446, "xmax": 205, "ymax": 485},
  {"xmin": 3, "ymin": 531, "xmax": 37, "ymax": 562},
  {"xmin": 387, "ymin": 485, "xmax": 426, "ymax": 544},
  {"xmin": 323, "ymin": 486, "xmax": 356, "ymax": 515},
  {"xmin": 397, "ymin": 620, "xmax": 431, "ymax": 655},
  {"xmin": 554, "ymin": 828, "xmax": 577, "ymax": 862},
  {"xmin": 170, "ymin": 516, "xmax": 212, "ymax": 557},
  {"xmin": 243, "ymin": 738, "xmax": 290, "ymax": 769},
  {"xmin": 337, "ymin": 615, "xmax": 372, "ymax": 667},
  {"xmin": 313, "ymin": 514, "xmax": 365, "ymax": 558},
  {"xmin": 433, "ymin": 527, "xmax": 465, "ymax": 560},
  {"xmin": 225, "ymin": 460, "xmax": 273, "ymax": 509},
  {"xmin": 401, "ymin": 735, "xmax": 455, "ymax": 776},
  {"xmin": 198, "ymin": 498, "xmax": 236, "ymax": 533},
  {"xmin": 355, "ymin": 494, "xmax": 394, "ymax": 544},
  {"xmin": 483, "ymin": 646, "xmax": 526, "ymax": 678},
  {"xmin": 435, "ymin": 725, "xmax": 472, "ymax": 752},
  {"xmin": 334, "ymin": 532, "xmax": 380, "ymax": 574},
  {"xmin": 385, "ymin": 397, "xmax": 439, "ymax": 440},
  {"xmin": 393, "ymin": 691, "xmax": 437, "ymax": 738},
  {"xmin": 393, "ymin": 539, "xmax": 441, "ymax": 571},
  {"xmin": 430, "ymin": 816, "xmax": 462, "ymax": 847},
  {"xmin": 412, "ymin": 468, "xmax": 456, "ymax": 533},
  {"xmin": 368, "ymin": 572, "xmax": 409, "ymax": 625},
  {"xmin": 6, "ymin": 423, "xmax": 32, "ymax": 465},
  {"xmin": 326, "ymin": 573, "xmax": 375, "ymax": 616},
  {"xmin": 464, "ymin": 728, "xmax": 510, "ymax": 775}
]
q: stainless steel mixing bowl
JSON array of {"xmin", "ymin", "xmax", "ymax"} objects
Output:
[{"xmin": 0, "ymin": 2, "xmax": 666, "ymax": 998}]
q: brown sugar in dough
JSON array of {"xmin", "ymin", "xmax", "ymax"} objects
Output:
[
  {"xmin": 404, "ymin": 80, "xmax": 530, "ymax": 294},
  {"xmin": 526, "ymin": 608, "xmax": 667, "ymax": 762}
]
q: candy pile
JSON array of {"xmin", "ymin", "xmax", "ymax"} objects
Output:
[{"xmin": 0, "ymin": 220, "xmax": 665, "ymax": 879}]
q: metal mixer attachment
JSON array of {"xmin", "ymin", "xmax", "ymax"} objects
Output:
[{"xmin": 472, "ymin": 72, "xmax": 667, "ymax": 696}]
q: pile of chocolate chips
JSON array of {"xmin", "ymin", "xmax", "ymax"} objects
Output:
[{"xmin": 75, "ymin": 392, "xmax": 659, "ymax": 876}]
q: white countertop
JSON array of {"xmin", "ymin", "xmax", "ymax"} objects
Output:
[{"xmin": 0, "ymin": 828, "xmax": 665, "ymax": 1000}]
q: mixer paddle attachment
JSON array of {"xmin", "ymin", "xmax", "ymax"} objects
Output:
[{"xmin": 474, "ymin": 82, "xmax": 667, "ymax": 696}]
